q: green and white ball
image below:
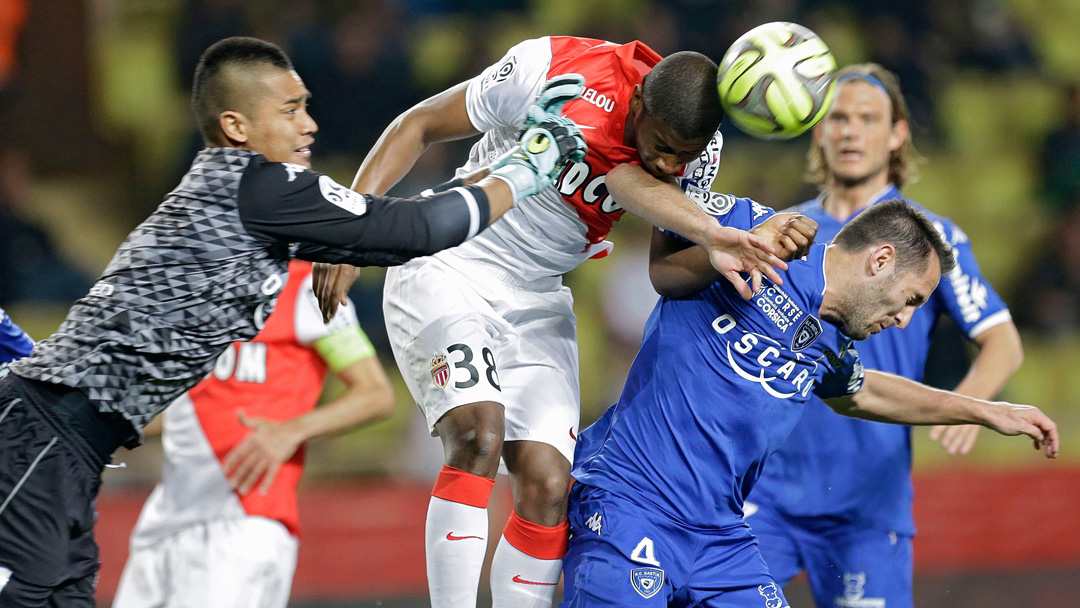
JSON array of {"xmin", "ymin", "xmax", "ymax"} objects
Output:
[{"xmin": 716, "ymin": 22, "xmax": 837, "ymax": 140}]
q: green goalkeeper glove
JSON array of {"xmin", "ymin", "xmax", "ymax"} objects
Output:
[{"xmin": 489, "ymin": 109, "xmax": 587, "ymax": 202}]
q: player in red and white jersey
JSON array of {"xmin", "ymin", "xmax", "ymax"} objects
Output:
[
  {"xmin": 113, "ymin": 260, "xmax": 393, "ymax": 608},
  {"xmin": 316, "ymin": 36, "xmax": 796, "ymax": 608}
]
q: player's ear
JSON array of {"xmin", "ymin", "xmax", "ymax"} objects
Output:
[
  {"xmin": 219, "ymin": 110, "xmax": 249, "ymax": 144},
  {"xmin": 868, "ymin": 243, "xmax": 895, "ymax": 276},
  {"xmin": 889, "ymin": 118, "xmax": 909, "ymax": 152}
]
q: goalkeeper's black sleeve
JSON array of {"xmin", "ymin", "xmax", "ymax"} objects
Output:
[{"xmin": 237, "ymin": 155, "xmax": 489, "ymax": 266}]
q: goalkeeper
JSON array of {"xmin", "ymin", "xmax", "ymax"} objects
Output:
[{"xmin": 0, "ymin": 35, "xmax": 585, "ymax": 606}]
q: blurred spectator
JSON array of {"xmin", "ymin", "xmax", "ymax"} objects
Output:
[
  {"xmin": 0, "ymin": 0, "xmax": 27, "ymax": 125},
  {"xmin": 865, "ymin": 15, "xmax": 939, "ymax": 137},
  {"xmin": 176, "ymin": 0, "xmax": 253, "ymax": 92},
  {"xmin": 170, "ymin": 1, "xmax": 256, "ymax": 185},
  {"xmin": 0, "ymin": 0, "xmax": 25, "ymax": 86},
  {"xmin": 959, "ymin": 0, "xmax": 1037, "ymax": 72},
  {"xmin": 0, "ymin": 147, "xmax": 92, "ymax": 305},
  {"xmin": 1011, "ymin": 201, "xmax": 1080, "ymax": 338},
  {"xmin": 288, "ymin": 2, "xmax": 421, "ymax": 157},
  {"xmin": 1041, "ymin": 83, "xmax": 1080, "ymax": 215}
]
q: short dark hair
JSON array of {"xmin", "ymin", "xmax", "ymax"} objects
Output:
[
  {"xmin": 834, "ymin": 199, "xmax": 956, "ymax": 276},
  {"xmin": 191, "ymin": 37, "xmax": 294, "ymax": 145},
  {"xmin": 641, "ymin": 51, "xmax": 724, "ymax": 141}
]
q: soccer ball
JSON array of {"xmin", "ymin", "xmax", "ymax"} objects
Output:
[{"xmin": 716, "ymin": 22, "xmax": 837, "ymax": 140}]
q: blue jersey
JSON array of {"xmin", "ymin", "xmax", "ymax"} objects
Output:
[
  {"xmin": 749, "ymin": 186, "xmax": 1011, "ymax": 535},
  {"xmin": 572, "ymin": 197, "xmax": 865, "ymax": 532},
  {"xmin": 0, "ymin": 307, "xmax": 34, "ymax": 364}
]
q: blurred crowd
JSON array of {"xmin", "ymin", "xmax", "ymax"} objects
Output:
[{"xmin": 1, "ymin": 0, "xmax": 1079, "ymax": 425}]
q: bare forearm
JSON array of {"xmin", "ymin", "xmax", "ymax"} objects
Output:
[
  {"xmin": 950, "ymin": 322, "xmax": 1023, "ymax": 400},
  {"xmin": 842, "ymin": 371, "xmax": 1057, "ymax": 459},
  {"xmin": 649, "ymin": 228, "xmax": 719, "ymax": 297},
  {"xmin": 352, "ymin": 115, "xmax": 431, "ymax": 195},
  {"xmin": 607, "ymin": 163, "xmax": 717, "ymax": 246},
  {"xmin": 844, "ymin": 370, "xmax": 1002, "ymax": 426},
  {"xmin": 352, "ymin": 83, "xmax": 476, "ymax": 195},
  {"xmin": 283, "ymin": 384, "xmax": 395, "ymax": 443}
]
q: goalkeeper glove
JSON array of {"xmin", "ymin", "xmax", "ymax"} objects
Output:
[{"xmin": 490, "ymin": 113, "xmax": 587, "ymax": 202}]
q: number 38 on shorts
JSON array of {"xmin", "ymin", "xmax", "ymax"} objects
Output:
[{"xmin": 430, "ymin": 343, "xmax": 500, "ymax": 391}]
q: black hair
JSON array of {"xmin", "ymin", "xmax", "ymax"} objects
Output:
[
  {"xmin": 191, "ymin": 37, "xmax": 294, "ymax": 145},
  {"xmin": 641, "ymin": 51, "xmax": 724, "ymax": 141},
  {"xmin": 834, "ymin": 199, "xmax": 956, "ymax": 276}
]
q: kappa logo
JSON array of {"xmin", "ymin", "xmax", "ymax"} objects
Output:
[
  {"xmin": 282, "ymin": 163, "xmax": 306, "ymax": 182},
  {"xmin": 631, "ymin": 568, "xmax": 664, "ymax": 599},
  {"xmin": 430, "ymin": 353, "xmax": 450, "ymax": 389},
  {"xmin": 758, "ymin": 582, "xmax": 788, "ymax": 608},
  {"xmin": 584, "ymin": 511, "xmax": 602, "ymax": 535},
  {"xmin": 751, "ymin": 201, "xmax": 770, "ymax": 221},
  {"xmin": 791, "ymin": 316, "xmax": 823, "ymax": 352}
]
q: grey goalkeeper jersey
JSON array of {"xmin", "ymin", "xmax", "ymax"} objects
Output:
[{"xmin": 11, "ymin": 147, "xmax": 489, "ymax": 440}]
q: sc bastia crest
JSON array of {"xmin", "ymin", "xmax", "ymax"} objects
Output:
[
  {"xmin": 631, "ymin": 567, "xmax": 664, "ymax": 599},
  {"xmin": 430, "ymin": 353, "xmax": 450, "ymax": 389},
  {"xmin": 791, "ymin": 316, "xmax": 822, "ymax": 352}
]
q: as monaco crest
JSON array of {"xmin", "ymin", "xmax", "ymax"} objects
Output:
[
  {"xmin": 791, "ymin": 316, "xmax": 823, "ymax": 352},
  {"xmin": 430, "ymin": 353, "xmax": 450, "ymax": 389},
  {"xmin": 631, "ymin": 567, "xmax": 664, "ymax": 599}
]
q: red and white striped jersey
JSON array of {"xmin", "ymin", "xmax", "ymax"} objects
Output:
[
  {"xmin": 443, "ymin": 36, "xmax": 722, "ymax": 281},
  {"xmin": 129, "ymin": 261, "xmax": 361, "ymax": 543}
]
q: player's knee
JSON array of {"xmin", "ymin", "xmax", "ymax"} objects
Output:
[
  {"xmin": 514, "ymin": 460, "xmax": 572, "ymax": 508},
  {"xmin": 437, "ymin": 401, "xmax": 505, "ymax": 468},
  {"xmin": 528, "ymin": 468, "xmax": 572, "ymax": 504}
]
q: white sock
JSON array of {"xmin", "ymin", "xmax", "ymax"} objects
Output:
[
  {"xmin": 490, "ymin": 512, "xmax": 567, "ymax": 608},
  {"xmin": 426, "ymin": 466, "xmax": 495, "ymax": 608}
]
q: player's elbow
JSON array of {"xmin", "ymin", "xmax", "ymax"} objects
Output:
[
  {"xmin": 649, "ymin": 266, "xmax": 684, "ymax": 298},
  {"xmin": 395, "ymin": 104, "xmax": 441, "ymax": 148},
  {"xmin": 649, "ymin": 262, "xmax": 708, "ymax": 298},
  {"xmin": 981, "ymin": 321, "xmax": 1025, "ymax": 377},
  {"xmin": 368, "ymin": 382, "xmax": 396, "ymax": 422}
]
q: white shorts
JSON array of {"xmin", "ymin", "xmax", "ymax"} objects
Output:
[
  {"xmin": 113, "ymin": 517, "xmax": 298, "ymax": 608},
  {"xmin": 384, "ymin": 254, "xmax": 581, "ymax": 465}
]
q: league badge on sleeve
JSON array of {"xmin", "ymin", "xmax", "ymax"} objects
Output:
[
  {"xmin": 791, "ymin": 316, "xmax": 823, "ymax": 352},
  {"xmin": 631, "ymin": 567, "xmax": 665, "ymax": 599},
  {"xmin": 430, "ymin": 353, "xmax": 451, "ymax": 389}
]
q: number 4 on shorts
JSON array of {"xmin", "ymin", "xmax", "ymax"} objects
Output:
[{"xmin": 630, "ymin": 537, "xmax": 661, "ymax": 567}]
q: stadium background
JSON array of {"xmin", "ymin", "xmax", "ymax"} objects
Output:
[{"xmin": 2, "ymin": 0, "xmax": 1079, "ymax": 605}]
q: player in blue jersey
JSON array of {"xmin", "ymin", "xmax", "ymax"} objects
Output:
[
  {"xmin": 0, "ymin": 307, "xmax": 34, "ymax": 363},
  {"xmin": 725, "ymin": 64, "xmax": 1023, "ymax": 608},
  {"xmin": 561, "ymin": 197, "xmax": 1057, "ymax": 608}
]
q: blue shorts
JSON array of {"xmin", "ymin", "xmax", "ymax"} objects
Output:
[
  {"xmin": 562, "ymin": 483, "xmax": 789, "ymax": 608},
  {"xmin": 745, "ymin": 500, "xmax": 913, "ymax": 608}
]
